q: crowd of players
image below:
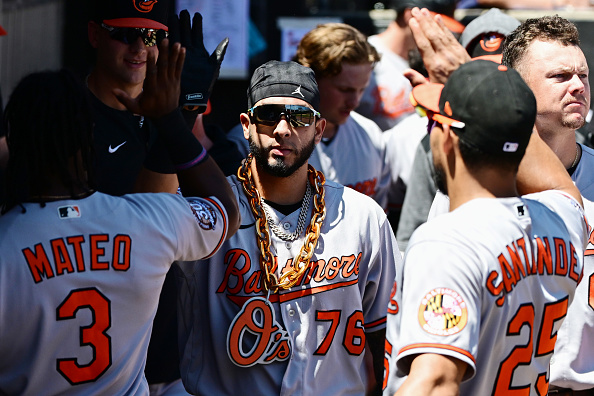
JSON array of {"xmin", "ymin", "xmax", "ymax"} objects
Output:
[{"xmin": 1, "ymin": 0, "xmax": 594, "ymax": 395}]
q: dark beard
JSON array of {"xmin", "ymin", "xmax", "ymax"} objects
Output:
[
  {"xmin": 249, "ymin": 137, "xmax": 316, "ymax": 178},
  {"xmin": 433, "ymin": 162, "xmax": 448, "ymax": 196}
]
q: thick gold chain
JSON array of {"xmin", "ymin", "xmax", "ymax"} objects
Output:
[{"xmin": 237, "ymin": 154, "xmax": 326, "ymax": 293}]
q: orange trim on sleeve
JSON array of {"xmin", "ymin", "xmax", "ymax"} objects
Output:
[
  {"xmin": 364, "ymin": 316, "xmax": 387, "ymax": 329},
  {"xmin": 398, "ymin": 343, "xmax": 476, "ymax": 365},
  {"xmin": 201, "ymin": 197, "xmax": 228, "ymax": 259}
]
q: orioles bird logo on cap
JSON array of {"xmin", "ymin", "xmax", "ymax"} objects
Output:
[
  {"xmin": 480, "ymin": 35, "xmax": 504, "ymax": 53},
  {"xmin": 134, "ymin": 0, "xmax": 158, "ymax": 13}
]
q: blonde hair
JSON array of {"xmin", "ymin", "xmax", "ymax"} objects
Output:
[{"xmin": 295, "ymin": 23, "xmax": 380, "ymax": 78}]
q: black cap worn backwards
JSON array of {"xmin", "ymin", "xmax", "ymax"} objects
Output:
[
  {"xmin": 247, "ymin": 61, "xmax": 320, "ymax": 110},
  {"xmin": 411, "ymin": 60, "xmax": 536, "ymax": 156}
]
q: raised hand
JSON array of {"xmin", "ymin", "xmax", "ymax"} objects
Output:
[
  {"xmin": 114, "ymin": 39, "xmax": 186, "ymax": 118},
  {"xmin": 409, "ymin": 7, "xmax": 470, "ymax": 84}
]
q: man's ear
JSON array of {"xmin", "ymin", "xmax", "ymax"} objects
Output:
[
  {"xmin": 314, "ymin": 118, "xmax": 326, "ymax": 144},
  {"xmin": 88, "ymin": 21, "xmax": 100, "ymax": 49},
  {"xmin": 442, "ymin": 124, "xmax": 457, "ymax": 156},
  {"xmin": 240, "ymin": 113, "xmax": 251, "ymax": 140}
]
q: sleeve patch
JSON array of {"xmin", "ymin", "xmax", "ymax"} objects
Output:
[
  {"xmin": 418, "ymin": 287, "xmax": 468, "ymax": 336},
  {"xmin": 187, "ymin": 198, "xmax": 218, "ymax": 231}
]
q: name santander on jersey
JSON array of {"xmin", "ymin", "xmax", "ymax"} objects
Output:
[{"xmin": 487, "ymin": 233, "xmax": 582, "ymax": 306}]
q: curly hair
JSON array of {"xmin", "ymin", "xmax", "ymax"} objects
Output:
[
  {"xmin": 294, "ymin": 23, "xmax": 380, "ymax": 79},
  {"xmin": 3, "ymin": 69, "xmax": 95, "ymax": 213},
  {"xmin": 502, "ymin": 15, "xmax": 580, "ymax": 75}
]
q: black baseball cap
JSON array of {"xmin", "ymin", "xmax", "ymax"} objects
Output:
[
  {"xmin": 391, "ymin": 0, "xmax": 464, "ymax": 33},
  {"xmin": 93, "ymin": 0, "xmax": 170, "ymax": 30},
  {"xmin": 410, "ymin": 60, "xmax": 536, "ymax": 156},
  {"xmin": 247, "ymin": 61, "xmax": 320, "ymax": 110}
]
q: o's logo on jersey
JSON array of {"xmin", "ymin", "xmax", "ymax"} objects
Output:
[
  {"xmin": 418, "ymin": 288, "xmax": 467, "ymax": 336},
  {"xmin": 227, "ymin": 297, "xmax": 292, "ymax": 367}
]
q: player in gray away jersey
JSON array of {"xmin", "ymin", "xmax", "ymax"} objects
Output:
[
  {"xmin": 176, "ymin": 60, "xmax": 399, "ymax": 395},
  {"xmin": 413, "ymin": 13, "xmax": 594, "ymax": 394},
  {"xmin": 383, "ymin": 60, "xmax": 588, "ymax": 395},
  {"xmin": 0, "ymin": 45, "xmax": 239, "ymax": 395}
]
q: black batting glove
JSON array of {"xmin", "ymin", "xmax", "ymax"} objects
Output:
[{"xmin": 169, "ymin": 10, "xmax": 229, "ymax": 116}]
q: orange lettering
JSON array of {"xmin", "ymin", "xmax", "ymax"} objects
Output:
[
  {"xmin": 217, "ymin": 249, "xmax": 251, "ymax": 294},
  {"xmin": 52, "ymin": 238, "xmax": 75, "ymax": 276},
  {"xmin": 554, "ymin": 238, "xmax": 568, "ymax": 276},
  {"xmin": 23, "ymin": 244, "xmax": 54, "ymax": 283},
  {"xmin": 67, "ymin": 236, "xmax": 86, "ymax": 272},
  {"xmin": 535, "ymin": 237, "xmax": 553, "ymax": 275},
  {"xmin": 90, "ymin": 234, "xmax": 109, "ymax": 270},
  {"xmin": 112, "ymin": 235, "xmax": 131, "ymax": 271}
]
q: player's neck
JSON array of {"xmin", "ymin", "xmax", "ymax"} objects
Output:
[
  {"xmin": 250, "ymin": 161, "xmax": 309, "ymax": 205},
  {"xmin": 323, "ymin": 122, "xmax": 339, "ymax": 140},
  {"xmin": 448, "ymin": 167, "xmax": 518, "ymax": 211},
  {"xmin": 534, "ymin": 125, "xmax": 578, "ymax": 169},
  {"xmin": 87, "ymin": 70, "xmax": 142, "ymax": 111}
]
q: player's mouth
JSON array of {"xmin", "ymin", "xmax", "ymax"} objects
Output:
[
  {"xmin": 270, "ymin": 146, "xmax": 292, "ymax": 157},
  {"xmin": 126, "ymin": 59, "xmax": 146, "ymax": 69}
]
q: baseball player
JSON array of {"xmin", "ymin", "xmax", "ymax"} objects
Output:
[
  {"xmin": 357, "ymin": 0, "xmax": 464, "ymax": 131},
  {"xmin": 499, "ymin": 16, "xmax": 594, "ymax": 395},
  {"xmin": 383, "ymin": 60, "xmax": 588, "ymax": 395},
  {"xmin": 0, "ymin": 44, "xmax": 239, "ymax": 395},
  {"xmin": 416, "ymin": 15, "xmax": 594, "ymax": 394},
  {"xmin": 295, "ymin": 23, "xmax": 391, "ymax": 210},
  {"xmin": 86, "ymin": 3, "xmax": 234, "ymax": 394},
  {"xmin": 227, "ymin": 23, "xmax": 392, "ymax": 210},
  {"xmin": 175, "ymin": 60, "xmax": 399, "ymax": 395}
]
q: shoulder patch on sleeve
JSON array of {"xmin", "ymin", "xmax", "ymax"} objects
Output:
[
  {"xmin": 187, "ymin": 198, "xmax": 218, "ymax": 230},
  {"xmin": 418, "ymin": 287, "xmax": 468, "ymax": 336}
]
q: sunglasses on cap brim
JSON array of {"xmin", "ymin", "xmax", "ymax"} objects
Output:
[
  {"xmin": 248, "ymin": 104, "xmax": 321, "ymax": 128},
  {"xmin": 409, "ymin": 91, "xmax": 465, "ymax": 133},
  {"xmin": 101, "ymin": 23, "xmax": 168, "ymax": 47}
]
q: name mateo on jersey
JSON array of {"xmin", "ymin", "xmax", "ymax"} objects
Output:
[
  {"xmin": 23, "ymin": 234, "xmax": 131, "ymax": 283},
  {"xmin": 217, "ymin": 249, "xmax": 362, "ymax": 304},
  {"xmin": 487, "ymin": 235, "xmax": 581, "ymax": 306}
]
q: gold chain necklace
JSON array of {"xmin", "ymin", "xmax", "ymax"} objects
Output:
[
  {"xmin": 237, "ymin": 154, "xmax": 326, "ymax": 293},
  {"xmin": 570, "ymin": 143, "xmax": 580, "ymax": 169}
]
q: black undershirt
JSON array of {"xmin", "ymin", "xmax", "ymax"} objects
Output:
[{"xmin": 263, "ymin": 198, "xmax": 303, "ymax": 216}]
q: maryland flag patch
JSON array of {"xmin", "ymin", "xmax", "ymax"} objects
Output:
[{"xmin": 418, "ymin": 287, "xmax": 467, "ymax": 336}]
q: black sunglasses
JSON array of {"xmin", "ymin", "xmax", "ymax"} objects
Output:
[
  {"xmin": 248, "ymin": 104, "xmax": 321, "ymax": 128},
  {"xmin": 101, "ymin": 23, "xmax": 168, "ymax": 47}
]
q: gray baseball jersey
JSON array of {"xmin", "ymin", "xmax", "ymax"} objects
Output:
[
  {"xmin": 357, "ymin": 35, "xmax": 415, "ymax": 131},
  {"xmin": 383, "ymin": 191, "xmax": 588, "ymax": 395},
  {"xmin": 176, "ymin": 175, "xmax": 400, "ymax": 395},
  {"xmin": 550, "ymin": 143, "xmax": 594, "ymax": 389},
  {"xmin": 309, "ymin": 112, "xmax": 391, "ymax": 210},
  {"xmin": 0, "ymin": 192, "xmax": 228, "ymax": 395}
]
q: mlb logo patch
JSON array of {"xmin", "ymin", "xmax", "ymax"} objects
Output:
[
  {"xmin": 515, "ymin": 203, "xmax": 527, "ymax": 218},
  {"xmin": 58, "ymin": 205, "xmax": 81, "ymax": 219},
  {"xmin": 503, "ymin": 142, "xmax": 519, "ymax": 152}
]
